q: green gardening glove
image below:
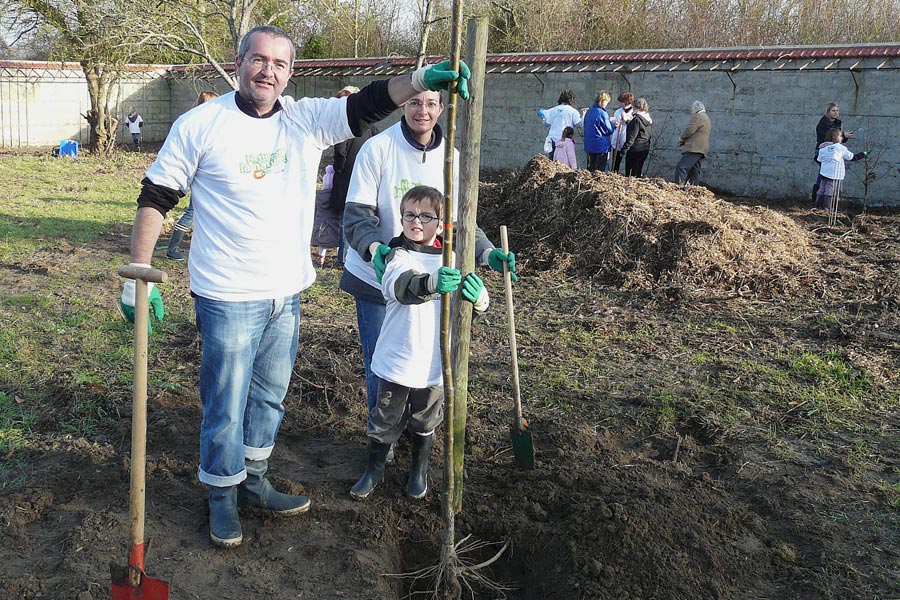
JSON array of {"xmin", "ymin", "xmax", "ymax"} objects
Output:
[
  {"xmin": 461, "ymin": 272, "xmax": 489, "ymax": 312},
  {"xmin": 371, "ymin": 243, "xmax": 392, "ymax": 283},
  {"xmin": 428, "ymin": 266, "xmax": 462, "ymax": 294},
  {"xmin": 487, "ymin": 248, "xmax": 518, "ymax": 282},
  {"xmin": 412, "ymin": 61, "xmax": 472, "ymax": 101},
  {"xmin": 118, "ymin": 278, "xmax": 165, "ymax": 333}
]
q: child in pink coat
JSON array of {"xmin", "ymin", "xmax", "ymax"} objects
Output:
[{"xmin": 553, "ymin": 126, "xmax": 578, "ymax": 169}]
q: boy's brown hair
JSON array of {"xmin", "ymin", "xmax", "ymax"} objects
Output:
[
  {"xmin": 400, "ymin": 185, "xmax": 443, "ymax": 217},
  {"xmin": 827, "ymin": 127, "xmax": 842, "ymax": 143}
]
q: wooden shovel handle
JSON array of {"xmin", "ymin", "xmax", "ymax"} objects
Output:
[
  {"xmin": 500, "ymin": 227, "xmax": 524, "ymax": 427},
  {"xmin": 116, "ymin": 265, "xmax": 167, "ymax": 582}
]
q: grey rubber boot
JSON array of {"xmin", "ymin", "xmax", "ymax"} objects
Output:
[
  {"xmin": 237, "ymin": 459, "xmax": 311, "ymax": 516},
  {"xmin": 208, "ymin": 485, "xmax": 243, "ymax": 548},
  {"xmin": 166, "ymin": 228, "xmax": 187, "ymax": 260},
  {"xmin": 407, "ymin": 433, "xmax": 434, "ymax": 499},
  {"xmin": 350, "ymin": 440, "xmax": 391, "ymax": 500}
]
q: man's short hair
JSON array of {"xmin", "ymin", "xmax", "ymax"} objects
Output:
[
  {"xmin": 238, "ymin": 25, "xmax": 296, "ymax": 67},
  {"xmin": 401, "ymin": 185, "xmax": 443, "ymax": 216}
]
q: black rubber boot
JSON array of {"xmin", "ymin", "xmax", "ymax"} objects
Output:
[
  {"xmin": 407, "ymin": 433, "xmax": 434, "ymax": 499},
  {"xmin": 208, "ymin": 485, "xmax": 242, "ymax": 548},
  {"xmin": 237, "ymin": 459, "xmax": 311, "ymax": 516},
  {"xmin": 350, "ymin": 440, "xmax": 391, "ymax": 500},
  {"xmin": 166, "ymin": 228, "xmax": 187, "ymax": 260}
]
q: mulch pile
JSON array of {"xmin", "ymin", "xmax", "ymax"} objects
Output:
[{"xmin": 478, "ymin": 156, "xmax": 816, "ymax": 298}]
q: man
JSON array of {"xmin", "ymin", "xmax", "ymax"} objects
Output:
[
  {"xmin": 674, "ymin": 100, "xmax": 712, "ymax": 185},
  {"xmin": 340, "ymin": 90, "xmax": 518, "ymax": 456},
  {"xmin": 125, "ymin": 106, "xmax": 143, "ymax": 150},
  {"xmin": 118, "ymin": 25, "xmax": 471, "ymax": 548}
]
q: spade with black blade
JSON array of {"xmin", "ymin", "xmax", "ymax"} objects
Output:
[{"xmin": 500, "ymin": 226, "xmax": 534, "ymax": 469}]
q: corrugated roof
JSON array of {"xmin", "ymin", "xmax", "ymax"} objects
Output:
[{"xmin": 4, "ymin": 43, "xmax": 900, "ymax": 79}]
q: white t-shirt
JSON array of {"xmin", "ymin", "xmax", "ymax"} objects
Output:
[
  {"xmin": 371, "ymin": 245, "xmax": 448, "ymax": 388},
  {"xmin": 542, "ymin": 104, "xmax": 583, "ymax": 151},
  {"xmin": 817, "ymin": 142, "xmax": 855, "ymax": 180},
  {"xmin": 343, "ymin": 121, "xmax": 459, "ymax": 290},
  {"xmin": 145, "ymin": 91, "xmax": 353, "ymax": 301}
]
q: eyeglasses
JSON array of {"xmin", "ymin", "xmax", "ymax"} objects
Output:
[
  {"xmin": 401, "ymin": 211, "xmax": 439, "ymax": 224},
  {"xmin": 406, "ymin": 100, "xmax": 441, "ymax": 110},
  {"xmin": 247, "ymin": 56, "xmax": 289, "ymax": 74}
]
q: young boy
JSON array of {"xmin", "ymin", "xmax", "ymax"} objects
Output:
[
  {"xmin": 815, "ymin": 128, "xmax": 867, "ymax": 210},
  {"xmin": 350, "ymin": 185, "xmax": 489, "ymax": 501}
]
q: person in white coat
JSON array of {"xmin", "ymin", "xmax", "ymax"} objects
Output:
[
  {"xmin": 539, "ymin": 90, "xmax": 584, "ymax": 158},
  {"xmin": 610, "ymin": 92, "xmax": 634, "ymax": 173}
]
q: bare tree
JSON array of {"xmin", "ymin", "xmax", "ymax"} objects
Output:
[
  {"xmin": 126, "ymin": 0, "xmax": 288, "ymax": 90},
  {"xmin": 9, "ymin": 0, "xmax": 136, "ymax": 154}
]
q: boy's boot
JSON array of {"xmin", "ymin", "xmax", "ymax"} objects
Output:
[
  {"xmin": 407, "ymin": 433, "xmax": 434, "ymax": 499},
  {"xmin": 350, "ymin": 440, "xmax": 391, "ymax": 500},
  {"xmin": 166, "ymin": 228, "xmax": 187, "ymax": 260},
  {"xmin": 208, "ymin": 485, "xmax": 242, "ymax": 548},
  {"xmin": 237, "ymin": 459, "xmax": 311, "ymax": 516}
]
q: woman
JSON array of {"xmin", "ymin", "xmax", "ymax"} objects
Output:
[
  {"xmin": 610, "ymin": 92, "xmax": 634, "ymax": 173},
  {"xmin": 812, "ymin": 103, "xmax": 854, "ymax": 202},
  {"xmin": 620, "ymin": 98, "xmax": 653, "ymax": 177},
  {"xmin": 583, "ymin": 91, "xmax": 615, "ymax": 172},
  {"xmin": 539, "ymin": 90, "xmax": 583, "ymax": 159}
]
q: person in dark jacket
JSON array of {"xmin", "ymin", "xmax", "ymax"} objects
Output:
[
  {"xmin": 620, "ymin": 97, "xmax": 652, "ymax": 177},
  {"xmin": 328, "ymin": 86, "xmax": 379, "ymax": 267},
  {"xmin": 812, "ymin": 103, "xmax": 854, "ymax": 202},
  {"xmin": 583, "ymin": 90, "xmax": 615, "ymax": 172}
]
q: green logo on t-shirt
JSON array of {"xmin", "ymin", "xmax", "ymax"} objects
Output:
[
  {"xmin": 394, "ymin": 178, "xmax": 424, "ymax": 199},
  {"xmin": 240, "ymin": 149, "xmax": 288, "ymax": 179}
]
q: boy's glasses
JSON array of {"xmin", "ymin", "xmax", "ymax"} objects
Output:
[{"xmin": 401, "ymin": 211, "xmax": 439, "ymax": 224}]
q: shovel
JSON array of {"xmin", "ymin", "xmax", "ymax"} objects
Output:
[
  {"xmin": 500, "ymin": 226, "xmax": 535, "ymax": 469},
  {"xmin": 111, "ymin": 264, "xmax": 170, "ymax": 600}
]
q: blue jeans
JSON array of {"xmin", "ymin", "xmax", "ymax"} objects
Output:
[
  {"xmin": 175, "ymin": 201, "xmax": 194, "ymax": 232},
  {"xmin": 354, "ymin": 297, "xmax": 386, "ymax": 420},
  {"xmin": 194, "ymin": 294, "xmax": 300, "ymax": 487}
]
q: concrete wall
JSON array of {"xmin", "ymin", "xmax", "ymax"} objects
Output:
[
  {"xmin": 0, "ymin": 65, "xmax": 174, "ymax": 149},
  {"xmin": 3, "ymin": 56, "xmax": 898, "ymax": 205}
]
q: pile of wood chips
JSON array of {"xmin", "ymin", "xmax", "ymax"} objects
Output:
[{"xmin": 478, "ymin": 156, "xmax": 815, "ymax": 298}]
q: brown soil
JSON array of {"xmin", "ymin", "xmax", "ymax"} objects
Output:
[{"xmin": 2, "ymin": 156, "xmax": 899, "ymax": 599}]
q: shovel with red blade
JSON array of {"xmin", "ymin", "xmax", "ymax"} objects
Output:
[{"xmin": 110, "ymin": 264, "xmax": 170, "ymax": 600}]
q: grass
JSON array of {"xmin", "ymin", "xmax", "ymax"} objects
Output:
[{"xmin": 0, "ymin": 153, "xmax": 152, "ymax": 260}]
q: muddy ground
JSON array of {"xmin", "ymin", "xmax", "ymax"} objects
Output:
[{"xmin": 2, "ymin": 157, "xmax": 899, "ymax": 599}]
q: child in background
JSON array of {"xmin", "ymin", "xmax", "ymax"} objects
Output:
[
  {"xmin": 553, "ymin": 126, "xmax": 578, "ymax": 169},
  {"xmin": 312, "ymin": 165, "xmax": 338, "ymax": 266},
  {"xmin": 815, "ymin": 128, "xmax": 867, "ymax": 210},
  {"xmin": 350, "ymin": 185, "xmax": 489, "ymax": 501}
]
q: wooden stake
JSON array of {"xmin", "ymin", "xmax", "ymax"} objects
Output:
[
  {"xmin": 450, "ymin": 16, "xmax": 488, "ymax": 515},
  {"xmin": 439, "ymin": 0, "xmax": 464, "ymax": 596}
]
